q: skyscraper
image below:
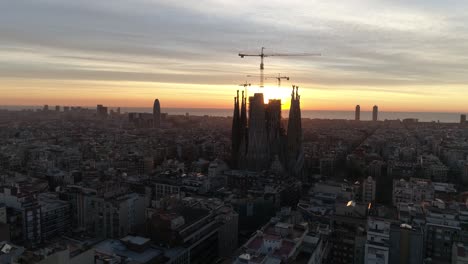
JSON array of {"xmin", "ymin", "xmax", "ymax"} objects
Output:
[
  {"xmin": 373, "ymin": 105, "xmax": 379, "ymax": 121},
  {"xmin": 153, "ymin": 99, "xmax": 161, "ymax": 128},
  {"xmin": 355, "ymin": 105, "xmax": 361, "ymax": 121},
  {"xmin": 461, "ymin": 114, "xmax": 466, "ymax": 124}
]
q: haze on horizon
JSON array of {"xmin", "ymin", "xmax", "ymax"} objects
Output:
[{"xmin": 1, "ymin": 0, "xmax": 468, "ymax": 112}]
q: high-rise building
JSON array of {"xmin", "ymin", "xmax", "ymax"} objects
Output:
[
  {"xmin": 55, "ymin": 105, "xmax": 60, "ymax": 112},
  {"xmin": 372, "ymin": 105, "xmax": 379, "ymax": 121},
  {"xmin": 43, "ymin": 105, "xmax": 49, "ymax": 111},
  {"xmin": 461, "ymin": 114, "xmax": 466, "ymax": 124},
  {"xmin": 355, "ymin": 105, "xmax": 361, "ymax": 121},
  {"xmin": 153, "ymin": 99, "xmax": 161, "ymax": 128}
]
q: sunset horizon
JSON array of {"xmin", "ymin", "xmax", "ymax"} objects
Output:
[{"xmin": 2, "ymin": 1, "xmax": 468, "ymax": 113}]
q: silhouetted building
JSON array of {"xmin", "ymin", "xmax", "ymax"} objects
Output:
[
  {"xmin": 55, "ymin": 105, "xmax": 60, "ymax": 112},
  {"xmin": 461, "ymin": 114, "xmax": 466, "ymax": 124},
  {"xmin": 355, "ymin": 105, "xmax": 361, "ymax": 121},
  {"xmin": 287, "ymin": 86, "xmax": 304, "ymax": 177},
  {"xmin": 129, "ymin": 112, "xmax": 154, "ymax": 128},
  {"xmin": 266, "ymin": 99, "xmax": 283, "ymax": 161},
  {"xmin": 231, "ymin": 91, "xmax": 241, "ymax": 168},
  {"xmin": 231, "ymin": 86, "xmax": 302, "ymax": 177},
  {"xmin": 246, "ymin": 93, "xmax": 269, "ymax": 171},
  {"xmin": 96, "ymin": 104, "xmax": 108, "ymax": 119},
  {"xmin": 43, "ymin": 105, "xmax": 49, "ymax": 111},
  {"xmin": 389, "ymin": 223, "xmax": 424, "ymax": 264},
  {"xmin": 153, "ymin": 99, "xmax": 161, "ymax": 128},
  {"xmin": 373, "ymin": 105, "xmax": 379, "ymax": 121}
]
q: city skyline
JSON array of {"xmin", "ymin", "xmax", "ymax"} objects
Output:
[{"xmin": 2, "ymin": 0, "xmax": 468, "ymax": 112}]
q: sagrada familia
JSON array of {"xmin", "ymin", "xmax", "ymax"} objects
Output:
[{"xmin": 231, "ymin": 86, "xmax": 304, "ymax": 177}]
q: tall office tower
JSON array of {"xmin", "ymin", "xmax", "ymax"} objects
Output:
[
  {"xmin": 287, "ymin": 86, "xmax": 304, "ymax": 177},
  {"xmin": 153, "ymin": 99, "xmax": 161, "ymax": 128},
  {"xmin": 246, "ymin": 93, "xmax": 270, "ymax": 171},
  {"xmin": 372, "ymin": 105, "xmax": 379, "ymax": 121},
  {"xmin": 461, "ymin": 114, "xmax": 466, "ymax": 124},
  {"xmin": 355, "ymin": 105, "xmax": 361, "ymax": 121},
  {"xmin": 55, "ymin": 105, "xmax": 60, "ymax": 112},
  {"xmin": 231, "ymin": 91, "xmax": 241, "ymax": 168}
]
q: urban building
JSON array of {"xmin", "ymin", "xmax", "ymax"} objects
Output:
[
  {"xmin": 362, "ymin": 176, "xmax": 376, "ymax": 203},
  {"xmin": 330, "ymin": 201, "xmax": 368, "ymax": 264},
  {"xmin": 153, "ymin": 98, "xmax": 161, "ymax": 128},
  {"xmin": 147, "ymin": 198, "xmax": 238, "ymax": 263},
  {"xmin": 364, "ymin": 217, "xmax": 391, "ymax": 264},
  {"xmin": 373, "ymin": 105, "xmax": 378, "ymax": 122},
  {"xmin": 424, "ymin": 200, "xmax": 461, "ymax": 263},
  {"xmin": 392, "ymin": 178, "xmax": 435, "ymax": 206},
  {"xmin": 355, "ymin": 105, "xmax": 361, "ymax": 121},
  {"xmin": 389, "ymin": 223, "xmax": 424, "ymax": 264},
  {"xmin": 96, "ymin": 104, "xmax": 108, "ymax": 119}
]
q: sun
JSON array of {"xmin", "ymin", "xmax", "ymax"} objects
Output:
[{"xmin": 262, "ymin": 85, "xmax": 292, "ymax": 109}]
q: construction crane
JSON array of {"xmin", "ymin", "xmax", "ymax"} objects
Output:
[
  {"xmin": 238, "ymin": 82, "xmax": 251, "ymax": 98},
  {"xmin": 247, "ymin": 73, "xmax": 290, "ymax": 88},
  {"xmin": 267, "ymin": 74, "xmax": 289, "ymax": 88},
  {"xmin": 239, "ymin": 47, "xmax": 320, "ymax": 88}
]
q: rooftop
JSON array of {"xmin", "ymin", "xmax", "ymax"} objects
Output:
[{"xmin": 94, "ymin": 239, "xmax": 162, "ymax": 263}]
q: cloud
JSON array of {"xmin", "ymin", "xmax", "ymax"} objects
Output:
[{"xmin": 1, "ymin": 0, "xmax": 468, "ymax": 108}]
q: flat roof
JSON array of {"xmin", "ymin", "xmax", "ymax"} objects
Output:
[
  {"xmin": 120, "ymin": 236, "xmax": 150, "ymax": 246},
  {"xmin": 94, "ymin": 239, "xmax": 162, "ymax": 263}
]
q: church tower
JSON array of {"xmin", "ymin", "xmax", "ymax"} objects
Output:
[
  {"xmin": 287, "ymin": 86, "xmax": 304, "ymax": 177},
  {"xmin": 231, "ymin": 91, "xmax": 241, "ymax": 168}
]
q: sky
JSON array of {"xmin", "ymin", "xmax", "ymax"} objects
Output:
[{"xmin": 1, "ymin": 0, "xmax": 468, "ymax": 112}]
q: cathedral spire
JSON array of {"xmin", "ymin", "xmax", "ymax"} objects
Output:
[
  {"xmin": 231, "ymin": 90, "xmax": 241, "ymax": 168},
  {"xmin": 287, "ymin": 85, "xmax": 304, "ymax": 178}
]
